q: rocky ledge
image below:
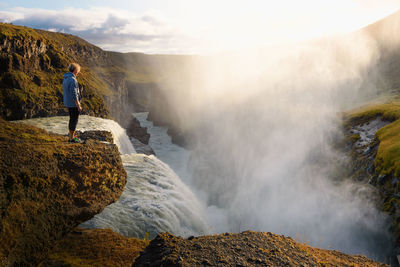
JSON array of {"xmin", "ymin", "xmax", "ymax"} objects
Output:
[
  {"xmin": 0, "ymin": 118, "xmax": 127, "ymax": 266},
  {"xmin": 133, "ymin": 231, "xmax": 387, "ymax": 267}
]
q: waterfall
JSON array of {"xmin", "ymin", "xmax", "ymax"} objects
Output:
[
  {"xmin": 133, "ymin": 112, "xmax": 191, "ymax": 183},
  {"xmin": 20, "ymin": 115, "xmax": 210, "ymax": 238},
  {"xmin": 82, "ymin": 153, "xmax": 210, "ymax": 238}
]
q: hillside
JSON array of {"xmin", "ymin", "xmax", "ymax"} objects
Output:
[
  {"xmin": 361, "ymin": 9, "xmax": 400, "ymax": 94},
  {"xmin": 0, "ymin": 23, "xmax": 111, "ymax": 119},
  {"xmin": 0, "ymin": 22, "xmax": 192, "ymax": 129}
]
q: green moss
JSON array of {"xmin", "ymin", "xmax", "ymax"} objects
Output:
[
  {"xmin": 345, "ymin": 98, "xmax": 400, "ymax": 125},
  {"xmin": 0, "ymin": 23, "xmax": 41, "ymax": 40},
  {"xmin": 375, "ymin": 120, "xmax": 400, "ymax": 177},
  {"xmin": 10, "ymin": 70, "xmax": 31, "ymax": 88}
]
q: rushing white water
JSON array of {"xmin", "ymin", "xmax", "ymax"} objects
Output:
[
  {"xmin": 133, "ymin": 112, "xmax": 191, "ymax": 183},
  {"xmin": 82, "ymin": 153, "xmax": 209, "ymax": 238},
  {"xmin": 19, "ymin": 115, "xmax": 210, "ymax": 238},
  {"xmin": 133, "ymin": 112, "xmax": 237, "ymax": 233},
  {"xmin": 21, "ymin": 115, "xmax": 135, "ymax": 154}
]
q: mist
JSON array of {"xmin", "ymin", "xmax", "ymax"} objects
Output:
[{"xmin": 145, "ymin": 28, "xmax": 395, "ymax": 259}]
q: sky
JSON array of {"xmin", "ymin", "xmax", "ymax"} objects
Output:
[{"xmin": 0, "ymin": 0, "xmax": 399, "ymax": 54}]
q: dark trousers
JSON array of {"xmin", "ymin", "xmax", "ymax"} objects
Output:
[{"xmin": 68, "ymin": 107, "xmax": 80, "ymax": 131}]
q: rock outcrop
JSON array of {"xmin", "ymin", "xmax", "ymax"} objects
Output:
[
  {"xmin": 133, "ymin": 231, "xmax": 388, "ymax": 267},
  {"xmin": 0, "ymin": 118, "xmax": 127, "ymax": 266},
  {"xmin": 126, "ymin": 116, "xmax": 150, "ymax": 145}
]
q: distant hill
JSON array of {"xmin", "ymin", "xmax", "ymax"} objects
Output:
[{"xmin": 361, "ymin": 9, "xmax": 400, "ymax": 93}]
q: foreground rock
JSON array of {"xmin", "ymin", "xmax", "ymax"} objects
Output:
[
  {"xmin": 0, "ymin": 119, "xmax": 127, "ymax": 266},
  {"xmin": 40, "ymin": 228, "xmax": 149, "ymax": 267},
  {"xmin": 133, "ymin": 231, "xmax": 388, "ymax": 267}
]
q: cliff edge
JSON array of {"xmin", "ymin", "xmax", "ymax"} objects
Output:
[{"xmin": 0, "ymin": 118, "xmax": 127, "ymax": 266}]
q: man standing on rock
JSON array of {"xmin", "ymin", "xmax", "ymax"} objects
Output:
[{"xmin": 63, "ymin": 63, "xmax": 83, "ymax": 143}]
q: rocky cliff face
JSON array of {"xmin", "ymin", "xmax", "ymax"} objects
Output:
[
  {"xmin": 0, "ymin": 118, "xmax": 127, "ymax": 266},
  {"xmin": 0, "ymin": 23, "xmax": 111, "ymax": 120},
  {"xmin": 0, "ymin": 23, "xmax": 188, "ymax": 145},
  {"xmin": 341, "ymin": 100, "xmax": 400, "ymax": 261},
  {"xmin": 0, "ymin": 23, "xmax": 183, "ymax": 128}
]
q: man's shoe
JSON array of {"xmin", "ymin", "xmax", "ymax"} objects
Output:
[{"xmin": 68, "ymin": 137, "xmax": 82, "ymax": 143}]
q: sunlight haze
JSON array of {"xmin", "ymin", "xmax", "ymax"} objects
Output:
[{"xmin": 0, "ymin": 0, "xmax": 399, "ymax": 53}]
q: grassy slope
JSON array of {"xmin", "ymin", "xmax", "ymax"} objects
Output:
[{"xmin": 0, "ymin": 23, "xmax": 167, "ymax": 120}]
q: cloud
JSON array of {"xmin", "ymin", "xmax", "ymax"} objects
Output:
[
  {"xmin": 1, "ymin": 2, "xmax": 398, "ymax": 54},
  {"xmin": 0, "ymin": 7, "xmax": 192, "ymax": 54},
  {"xmin": 0, "ymin": 10, "xmax": 23, "ymax": 22}
]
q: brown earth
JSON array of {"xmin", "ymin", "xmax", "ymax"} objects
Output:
[
  {"xmin": 133, "ymin": 231, "xmax": 388, "ymax": 267},
  {"xmin": 0, "ymin": 118, "xmax": 127, "ymax": 266},
  {"xmin": 40, "ymin": 228, "xmax": 149, "ymax": 267}
]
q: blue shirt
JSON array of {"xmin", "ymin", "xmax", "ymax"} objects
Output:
[{"xmin": 62, "ymin": 72, "xmax": 81, "ymax": 107}]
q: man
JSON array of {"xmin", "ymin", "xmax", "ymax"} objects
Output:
[{"xmin": 63, "ymin": 63, "xmax": 83, "ymax": 143}]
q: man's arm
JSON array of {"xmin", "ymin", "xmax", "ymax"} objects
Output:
[
  {"xmin": 75, "ymin": 99, "xmax": 82, "ymax": 112},
  {"xmin": 71, "ymin": 79, "xmax": 82, "ymax": 112}
]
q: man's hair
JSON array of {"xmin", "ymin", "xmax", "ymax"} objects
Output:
[{"xmin": 68, "ymin": 63, "xmax": 81, "ymax": 73}]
